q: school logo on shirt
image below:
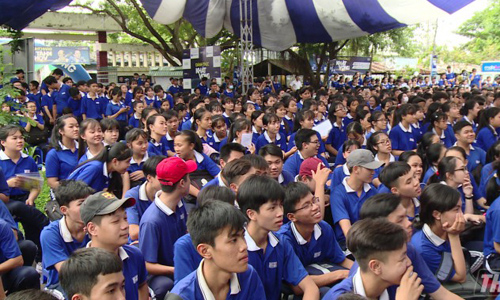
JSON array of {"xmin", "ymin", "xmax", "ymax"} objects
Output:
[
  {"xmin": 268, "ymin": 262, "xmax": 277, "ymax": 269},
  {"xmin": 409, "ymin": 138, "xmax": 415, "ymax": 142},
  {"xmin": 24, "ymin": 170, "xmax": 30, "ymax": 173},
  {"xmin": 180, "ymin": 213, "xmax": 185, "ymax": 220},
  {"xmin": 132, "ymin": 275, "xmax": 138, "ymax": 284},
  {"xmin": 314, "ymin": 251, "xmax": 321, "ymax": 258}
]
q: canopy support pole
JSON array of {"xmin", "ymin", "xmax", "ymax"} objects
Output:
[{"xmin": 239, "ymin": 0, "xmax": 253, "ymax": 95}]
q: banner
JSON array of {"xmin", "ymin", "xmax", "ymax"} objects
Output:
[
  {"xmin": 34, "ymin": 46, "xmax": 91, "ymax": 64},
  {"xmin": 482, "ymin": 62, "xmax": 500, "ymax": 73},
  {"xmin": 430, "ymin": 54, "xmax": 438, "ymax": 77},
  {"xmin": 328, "ymin": 56, "xmax": 371, "ymax": 75},
  {"xmin": 182, "ymin": 46, "xmax": 221, "ymax": 92}
]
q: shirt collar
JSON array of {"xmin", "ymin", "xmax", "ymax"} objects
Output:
[
  {"xmin": 154, "ymin": 191, "xmax": 183, "ymax": 216},
  {"xmin": 103, "ymin": 162, "xmax": 108, "ymax": 178},
  {"xmin": 342, "ymin": 164, "xmax": 350, "ymax": 176},
  {"xmin": 0, "ymin": 150, "xmax": 28, "ymax": 160},
  {"xmin": 223, "ymin": 112, "xmax": 230, "ymax": 118},
  {"xmin": 333, "ymin": 121, "xmax": 344, "ymax": 128},
  {"xmin": 217, "ymin": 174, "xmax": 227, "ymax": 187},
  {"xmin": 130, "ymin": 152, "xmax": 149, "ymax": 165},
  {"xmin": 432, "ymin": 128, "xmax": 445, "ymax": 139},
  {"xmin": 352, "ymin": 268, "xmax": 390, "ymax": 300},
  {"xmin": 59, "ymin": 141, "xmax": 79, "ymax": 151},
  {"xmin": 264, "ymin": 131, "xmax": 281, "ymax": 143},
  {"xmin": 252, "ymin": 126, "xmax": 259, "ymax": 134},
  {"xmin": 374, "ymin": 153, "xmax": 395, "ymax": 163},
  {"xmin": 196, "ymin": 259, "xmax": 240, "ymax": 299},
  {"xmin": 452, "ymin": 142, "xmax": 474, "ymax": 151},
  {"xmin": 278, "ymin": 173, "xmax": 284, "ymax": 184},
  {"xmin": 138, "ymin": 182, "xmax": 149, "ymax": 201},
  {"xmin": 491, "ymin": 125, "xmax": 498, "ymax": 136},
  {"xmin": 59, "ymin": 217, "xmax": 75, "ymax": 243},
  {"xmin": 422, "ymin": 223, "xmax": 445, "ymax": 246},
  {"xmin": 244, "ymin": 230, "xmax": 279, "ymax": 251},
  {"xmin": 284, "ymin": 115, "xmax": 292, "ymax": 121},
  {"xmin": 194, "ymin": 150, "xmax": 204, "ymax": 163},
  {"xmin": 86, "ymin": 242, "xmax": 129, "ymax": 261},
  {"xmin": 342, "ymin": 177, "xmax": 371, "ymax": 193},
  {"xmin": 398, "ymin": 122, "xmax": 412, "ymax": 133},
  {"xmin": 166, "ymin": 132, "xmax": 174, "ymax": 141},
  {"xmin": 86, "ymin": 149, "xmax": 96, "ymax": 160},
  {"xmin": 290, "ymin": 222, "xmax": 322, "ymax": 245}
]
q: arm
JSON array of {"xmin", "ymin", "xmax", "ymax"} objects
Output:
[
  {"xmin": 446, "ymin": 214, "xmax": 467, "ymax": 283},
  {"xmin": 52, "ymin": 104, "xmax": 57, "ymax": 121},
  {"xmin": 121, "ymin": 172, "xmax": 130, "ymax": 197},
  {"xmin": 311, "ymin": 165, "xmax": 331, "ymax": 220},
  {"xmin": 310, "ymin": 270, "xmax": 349, "ymax": 288},
  {"xmin": 138, "ymin": 282, "xmax": 149, "ymax": 300},
  {"xmin": 0, "ymin": 255, "xmax": 23, "ymax": 274},
  {"xmin": 129, "ymin": 224, "xmax": 139, "ymax": 241},
  {"xmin": 494, "ymin": 241, "xmax": 500, "ymax": 254},
  {"xmin": 26, "ymin": 187, "xmax": 40, "ymax": 206},
  {"xmin": 0, "ymin": 278, "xmax": 5, "ymax": 300},
  {"xmin": 284, "ymin": 147, "xmax": 297, "ymax": 159},
  {"xmin": 296, "ymin": 276, "xmax": 320, "ymax": 300},
  {"xmin": 189, "ymin": 185, "xmax": 200, "ymax": 197},
  {"xmin": 338, "ymin": 219, "xmax": 352, "ymax": 239},
  {"xmin": 43, "ymin": 106, "xmax": 54, "ymax": 122},
  {"xmin": 145, "ymin": 262, "xmax": 174, "ymax": 276},
  {"xmin": 325, "ymin": 144, "xmax": 338, "ymax": 156},
  {"xmin": 47, "ymin": 177, "xmax": 60, "ymax": 190},
  {"xmin": 429, "ymin": 286, "xmax": 463, "ymax": 300}
]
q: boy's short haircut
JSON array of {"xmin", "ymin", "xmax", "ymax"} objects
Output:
[
  {"xmin": 162, "ymin": 109, "xmax": 178, "ymax": 121},
  {"xmin": 153, "ymin": 85, "xmax": 164, "ymax": 93},
  {"xmin": 241, "ymin": 154, "xmax": 268, "ymax": 172},
  {"xmin": 221, "ymin": 97, "xmax": 236, "ymax": 105},
  {"xmin": 60, "ymin": 247, "xmax": 123, "ymax": 299},
  {"xmin": 284, "ymin": 182, "xmax": 312, "ymax": 215},
  {"xmin": 198, "ymin": 186, "xmax": 235, "ymax": 205},
  {"xmin": 262, "ymin": 113, "xmax": 280, "ymax": 126},
  {"xmin": 453, "ymin": 120, "xmax": 473, "ymax": 134},
  {"xmin": 237, "ymin": 174, "xmax": 285, "ymax": 214},
  {"xmin": 219, "ymin": 143, "xmax": 246, "ymax": 162},
  {"xmin": 378, "ymin": 161, "xmax": 411, "ymax": 189},
  {"xmin": 174, "ymin": 102, "xmax": 187, "ymax": 112},
  {"xmin": 100, "ymin": 118, "xmax": 120, "ymax": 131},
  {"xmin": 87, "ymin": 79, "xmax": 97, "ymax": 86},
  {"xmin": 222, "ymin": 159, "xmax": 253, "ymax": 186},
  {"xmin": 258, "ymin": 144, "xmax": 284, "ymax": 161},
  {"xmin": 132, "ymin": 100, "xmax": 144, "ymax": 109},
  {"xmin": 143, "ymin": 155, "xmax": 167, "ymax": 178},
  {"xmin": 187, "ymin": 200, "xmax": 247, "ymax": 248},
  {"xmin": 346, "ymin": 218, "xmax": 407, "ymax": 272},
  {"xmin": 55, "ymin": 180, "xmax": 95, "ymax": 207},
  {"xmin": 294, "ymin": 129, "xmax": 317, "ymax": 151},
  {"xmin": 125, "ymin": 128, "xmax": 148, "ymax": 144},
  {"xmin": 208, "ymin": 100, "xmax": 223, "ymax": 112},
  {"xmin": 69, "ymin": 87, "xmax": 80, "ymax": 98},
  {"xmin": 62, "ymin": 77, "xmax": 73, "ymax": 84},
  {"xmin": 52, "ymin": 68, "xmax": 64, "ymax": 76},
  {"xmin": 76, "ymin": 80, "xmax": 87, "ymax": 88},
  {"xmin": 30, "ymin": 80, "xmax": 39, "ymax": 89},
  {"xmin": 43, "ymin": 76, "xmax": 58, "ymax": 86},
  {"xmin": 6, "ymin": 290, "xmax": 58, "ymax": 300},
  {"xmin": 359, "ymin": 193, "xmax": 402, "ymax": 220}
]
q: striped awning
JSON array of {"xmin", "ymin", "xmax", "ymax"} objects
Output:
[{"xmin": 140, "ymin": 0, "xmax": 475, "ymax": 51}]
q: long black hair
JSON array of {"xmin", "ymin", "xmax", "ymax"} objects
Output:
[
  {"xmin": 50, "ymin": 115, "xmax": 78, "ymax": 151},
  {"xmin": 416, "ymin": 183, "xmax": 461, "ymax": 229}
]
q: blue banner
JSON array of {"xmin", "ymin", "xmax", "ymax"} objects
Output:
[
  {"xmin": 482, "ymin": 62, "xmax": 500, "ymax": 73},
  {"xmin": 35, "ymin": 46, "xmax": 91, "ymax": 64}
]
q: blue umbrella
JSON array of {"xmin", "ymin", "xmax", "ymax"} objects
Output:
[{"xmin": 140, "ymin": 0, "xmax": 475, "ymax": 51}]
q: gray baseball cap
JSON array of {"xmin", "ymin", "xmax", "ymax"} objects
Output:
[
  {"xmin": 80, "ymin": 191, "xmax": 135, "ymax": 225},
  {"xmin": 346, "ymin": 149, "xmax": 384, "ymax": 170}
]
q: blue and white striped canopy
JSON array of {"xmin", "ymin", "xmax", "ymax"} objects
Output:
[
  {"xmin": 141, "ymin": 0, "xmax": 475, "ymax": 51},
  {"xmin": 0, "ymin": 0, "xmax": 71, "ymax": 30}
]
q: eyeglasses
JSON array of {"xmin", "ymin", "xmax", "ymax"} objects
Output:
[
  {"xmin": 376, "ymin": 139, "xmax": 391, "ymax": 145},
  {"xmin": 294, "ymin": 197, "xmax": 320, "ymax": 212},
  {"xmin": 308, "ymin": 140, "xmax": 320, "ymax": 145},
  {"xmin": 454, "ymin": 166, "xmax": 468, "ymax": 172}
]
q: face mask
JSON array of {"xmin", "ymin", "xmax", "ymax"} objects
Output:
[{"xmin": 229, "ymin": 85, "xmax": 234, "ymax": 90}]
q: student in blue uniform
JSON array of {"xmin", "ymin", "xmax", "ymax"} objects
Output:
[
  {"xmin": 366, "ymin": 131, "xmax": 395, "ymax": 187},
  {"xmin": 207, "ymin": 115, "xmax": 227, "ymax": 152},
  {"xmin": 173, "ymin": 186, "xmax": 236, "ymax": 284},
  {"xmin": 287, "ymin": 110, "xmax": 326, "ymax": 156},
  {"xmin": 139, "ymin": 157, "xmax": 196, "ymax": 300},
  {"xmin": 333, "ymin": 122, "xmax": 366, "ymax": 167},
  {"xmin": 459, "ymin": 100, "xmax": 480, "ymax": 132},
  {"xmin": 191, "ymin": 108, "xmax": 213, "ymax": 145},
  {"xmin": 19, "ymin": 101, "xmax": 44, "ymax": 134},
  {"xmin": 106, "ymin": 87, "xmax": 130, "ymax": 135},
  {"xmin": 410, "ymin": 184, "xmax": 468, "ymax": 284},
  {"xmin": 144, "ymin": 86, "xmax": 156, "ymax": 107},
  {"xmin": 284, "ymin": 129, "xmax": 329, "ymax": 178},
  {"xmin": 171, "ymin": 200, "xmax": 266, "ymax": 300},
  {"xmin": 428, "ymin": 111, "xmax": 455, "ymax": 148},
  {"xmin": 77, "ymin": 118, "xmax": 104, "ymax": 164},
  {"xmin": 221, "ymin": 97, "xmax": 235, "ymax": 127},
  {"xmin": 220, "ymin": 119, "xmax": 254, "ymax": 154},
  {"xmin": 389, "ymin": 103, "xmax": 418, "ymax": 155},
  {"xmin": 343, "ymin": 97, "xmax": 359, "ymax": 127},
  {"xmin": 379, "ymin": 162, "xmax": 421, "ymax": 222},
  {"xmin": 68, "ymin": 142, "xmax": 132, "ymax": 193},
  {"xmin": 453, "ymin": 120, "xmax": 486, "ymax": 173},
  {"xmin": 146, "ymin": 114, "xmax": 169, "ymax": 157},
  {"xmin": 250, "ymin": 110, "xmax": 264, "ymax": 144},
  {"xmin": 330, "ymin": 149, "xmax": 382, "ymax": 248},
  {"xmin": 67, "ymin": 87, "xmax": 83, "ymax": 122},
  {"xmin": 81, "ymin": 191, "xmax": 149, "ymax": 300},
  {"xmin": 46, "ymin": 115, "xmax": 80, "ymax": 191},
  {"xmin": 40, "ymin": 180, "xmax": 94, "ymax": 292},
  {"xmin": 202, "ymin": 143, "xmax": 246, "ymax": 189},
  {"xmin": 55, "ymin": 77, "xmax": 72, "ymax": 117},
  {"xmin": 280, "ymin": 182, "xmax": 353, "ymax": 296},
  {"xmin": 82, "ymin": 80, "xmax": 104, "ymax": 120},
  {"xmin": 155, "ymin": 85, "xmax": 173, "ymax": 109},
  {"xmin": 476, "ymin": 107, "xmax": 500, "ymax": 152},
  {"xmin": 237, "ymin": 175, "xmax": 320, "ymax": 300},
  {"xmin": 174, "ymin": 130, "xmax": 220, "ymax": 178},
  {"xmin": 125, "ymin": 129, "xmax": 149, "ymax": 188},
  {"xmin": 59, "ymin": 247, "xmax": 126, "ymax": 300},
  {"xmin": 324, "ymin": 219, "xmax": 415, "ymax": 300},
  {"xmin": 124, "ymin": 155, "xmax": 164, "ymax": 241},
  {"xmin": 325, "ymin": 102, "xmax": 348, "ymax": 157},
  {"xmin": 41, "ymin": 76, "xmax": 59, "ymax": 126},
  {"xmin": 255, "ymin": 113, "xmax": 288, "ymax": 154},
  {"xmin": 283, "ymin": 96, "xmax": 297, "ymax": 131},
  {"xmin": 259, "ymin": 144, "xmax": 294, "ymax": 186},
  {"xmin": 129, "ymin": 101, "xmax": 145, "ymax": 129}
]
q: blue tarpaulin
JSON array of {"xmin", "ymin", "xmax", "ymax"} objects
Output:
[{"xmin": 0, "ymin": 0, "xmax": 71, "ymax": 30}]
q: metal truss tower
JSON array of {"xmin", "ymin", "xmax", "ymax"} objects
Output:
[{"xmin": 239, "ymin": 0, "xmax": 253, "ymax": 95}]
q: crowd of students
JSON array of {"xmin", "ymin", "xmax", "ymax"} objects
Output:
[{"xmin": 3, "ymin": 67, "xmax": 500, "ymax": 300}]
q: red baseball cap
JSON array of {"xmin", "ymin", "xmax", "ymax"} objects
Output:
[
  {"xmin": 156, "ymin": 157, "xmax": 197, "ymax": 186},
  {"xmin": 299, "ymin": 157, "xmax": 326, "ymax": 177}
]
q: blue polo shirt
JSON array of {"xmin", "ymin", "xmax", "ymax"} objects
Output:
[
  {"xmin": 106, "ymin": 101, "xmax": 128, "ymax": 122},
  {"xmin": 67, "ymin": 97, "xmax": 82, "ymax": 117},
  {"xmin": 27, "ymin": 92, "xmax": 42, "ymax": 114},
  {"xmin": 67, "ymin": 160, "xmax": 110, "ymax": 192},
  {"xmin": 171, "ymin": 260, "xmax": 266, "ymax": 300},
  {"xmin": 278, "ymin": 221, "xmax": 345, "ymax": 267},
  {"xmin": 206, "ymin": 133, "xmax": 224, "ymax": 152},
  {"xmin": 255, "ymin": 131, "xmax": 287, "ymax": 154},
  {"xmin": 124, "ymin": 182, "xmax": 153, "ymax": 226},
  {"xmin": 464, "ymin": 144, "xmax": 486, "ymax": 172},
  {"xmin": 331, "ymin": 178, "xmax": 376, "ymax": 243},
  {"xmin": 484, "ymin": 195, "xmax": 500, "ymax": 257},
  {"xmin": 410, "ymin": 224, "xmax": 455, "ymax": 282},
  {"xmin": 181, "ymin": 118, "xmax": 193, "ymax": 131},
  {"xmin": 245, "ymin": 231, "xmax": 308, "ymax": 300},
  {"xmin": 127, "ymin": 152, "xmax": 149, "ymax": 178},
  {"xmin": 168, "ymin": 85, "xmax": 182, "ymax": 95},
  {"xmin": 283, "ymin": 151, "xmax": 329, "ymax": 178},
  {"xmin": 200, "ymin": 174, "xmax": 226, "ymax": 191},
  {"xmin": 129, "ymin": 113, "xmax": 141, "ymax": 128},
  {"xmin": 173, "ymin": 233, "xmax": 202, "ymax": 284},
  {"xmin": 324, "ymin": 268, "xmax": 398, "ymax": 299},
  {"xmin": 19, "ymin": 114, "xmax": 44, "ymax": 128},
  {"xmin": 0, "ymin": 219, "xmax": 21, "ymax": 264},
  {"xmin": 479, "ymin": 162, "xmax": 495, "ymax": 197},
  {"xmin": 45, "ymin": 142, "xmax": 79, "ymax": 181},
  {"xmin": 0, "ymin": 168, "xmax": 9, "ymax": 198},
  {"xmin": 118, "ymin": 245, "xmax": 148, "ymax": 300},
  {"xmin": 139, "ymin": 195, "xmax": 187, "ymax": 267},
  {"xmin": 148, "ymin": 136, "xmax": 169, "ymax": 157},
  {"xmin": 41, "ymin": 93, "xmax": 54, "ymax": 114},
  {"xmin": 476, "ymin": 126, "xmax": 498, "ymax": 152},
  {"xmin": 56, "ymin": 84, "xmax": 71, "ymax": 115},
  {"xmin": 81, "ymin": 95, "xmax": 103, "ymax": 119},
  {"xmin": 330, "ymin": 165, "xmax": 350, "ymax": 190},
  {"xmin": 0, "ymin": 201, "xmax": 16, "ymax": 230},
  {"xmin": 0, "ymin": 151, "xmax": 38, "ymax": 197},
  {"xmin": 283, "ymin": 115, "xmax": 293, "ymax": 132},
  {"xmin": 192, "ymin": 151, "xmax": 220, "ymax": 177},
  {"xmin": 389, "ymin": 123, "xmax": 417, "ymax": 151},
  {"xmin": 144, "ymin": 97, "xmax": 156, "ymax": 107},
  {"xmin": 40, "ymin": 217, "xmax": 90, "ymax": 286},
  {"xmin": 326, "ymin": 121, "xmax": 347, "ymax": 152},
  {"xmin": 252, "ymin": 126, "xmax": 261, "ymax": 144},
  {"xmin": 279, "ymin": 171, "xmax": 294, "ymax": 186}
]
